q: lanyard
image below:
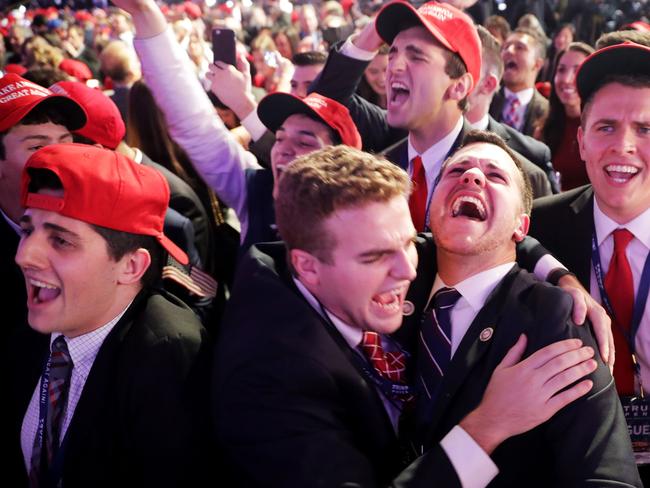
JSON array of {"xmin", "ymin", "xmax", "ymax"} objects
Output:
[
  {"xmin": 36, "ymin": 353, "xmax": 70, "ymax": 487},
  {"xmin": 590, "ymin": 231, "xmax": 650, "ymax": 396}
]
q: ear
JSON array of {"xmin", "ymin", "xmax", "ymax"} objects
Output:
[
  {"xmin": 290, "ymin": 248, "xmax": 321, "ymax": 286},
  {"xmin": 513, "ymin": 213, "xmax": 530, "ymax": 242},
  {"xmin": 447, "ymin": 72, "xmax": 473, "ymax": 103},
  {"xmin": 577, "ymin": 125, "xmax": 586, "ymax": 161},
  {"xmin": 481, "ymin": 73, "xmax": 499, "ymax": 96},
  {"xmin": 533, "ymin": 56, "xmax": 545, "ymax": 73},
  {"xmin": 116, "ymin": 248, "xmax": 151, "ymax": 285}
]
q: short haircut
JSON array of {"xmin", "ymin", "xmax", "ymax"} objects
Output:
[
  {"xmin": 0, "ymin": 104, "xmax": 71, "ymax": 160},
  {"xmin": 292, "ymin": 51, "xmax": 327, "ymax": 67},
  {"xmin": 477, "ymin": 25, "xmax": 503, "ymax": 80},
  {"xmin": 275, "ymin": 145, "xmax": 410, "ymax": 263},
  {"xmin": 485, "ymin": 15, "xmax": 510, "ymax": 42},
  {"xmin": 447, "ymin": 130, "xmax": 533, "ymax": 215},
  {"xmin": 26, "ymin": 167, "xmax": 164, "ymax": 288},
  {"xmin": 512, "ymin": 27, "xmax": 547, "ymax": 61},
  {"xmin": 596, "ymin": 30, "xmax": 650, "ymax": 49}
]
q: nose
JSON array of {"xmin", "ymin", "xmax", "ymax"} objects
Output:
[
  {"xmin": 461, "ymin": 167, "xmax": 486, "ymax": 188},
  {"xmin": 613, "ymin": 126, "xmax": 638, "ymax": 155},
  {"xmin": 392, "ymin": 246, "xmax": 417, "ymax": 283},
  {"xmin": 15, "ymin": 232, "xmax": 46, "ymax": 271},
  {"xmin": 387, "ymin": 52, "xmax": 405, "ymax": 74}
]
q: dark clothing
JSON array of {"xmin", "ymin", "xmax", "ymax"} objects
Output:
[
  {"xmin": 214, "ymin": 242, "xmax": 463, "ymax": 488},
  {"xmin": 240, "ymin": 168, "xmax": 278, "ymax": 253},
  {"xmin": 399, "ymin": 239, "xmax": 640, "ymax": 486},
  {"xmin": 489, "ymin": 88, "xmax": 549, "ymax": 138},
  {"xmin": 10, "ymin": 290, "xmax": 215, "ymax": 488}
]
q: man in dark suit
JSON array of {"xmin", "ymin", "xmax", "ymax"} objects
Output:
[
  {"xmin": 11, "ymin": 144, "xmax": 213, "ymax": 487},
  {"xmin": 528, "ymin": 42, "xmax": 650, "ymax": 480},
  {"xmin": 489, "ymin": 27, "xmax": 549, "ymax": 137},
  {"xmin": 402, "ymin": 129, "xmax": 639, "ymax": 486},
  {"xmin": 214, "ymin": 145, "xmax": 605, "ymax": 487}
]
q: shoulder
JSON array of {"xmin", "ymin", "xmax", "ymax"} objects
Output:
[{"xmin": 533, "ymin": 184, "xmax": 592, "ymax": 214}]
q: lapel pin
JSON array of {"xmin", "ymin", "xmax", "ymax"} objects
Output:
[
  {"xmin": 402, "ymin": 300, "xmax": 415, "ymax": 316},
  {"xmin": 479, "ymin": 327, "xmax": 494, "ymax": 342}
]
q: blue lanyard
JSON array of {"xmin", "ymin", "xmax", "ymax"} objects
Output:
[
  {"xmin": 36, "ymin": 352, "xmax": 70, "ymax": 486},
  {"xmin": 590, "ymin": 231, "xmax": 650, "ymax": 395}
]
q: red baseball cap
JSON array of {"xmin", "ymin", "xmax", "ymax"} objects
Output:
[
  {"xmin": 50, "ymin": 81, "xmax": 125, "ymax": 149},
  {"xmin": 0, "ymin": 74, "xmax": 87, "ymax": 132},
  {"xmin": 58, "ymin": 59, "xmax": 93, "ymax": 82},
  {"xmin": 257, "ymin": 92, "xmax": 362, "ymax": 149},
  {"xmin": 576, "ymin": 42, "xmax": 650, "ymax": 104},
  {"xmin": 21, "ymin": 144, "xmax": 189, "ymax": 265},
  {"xmin": 375, "ymin": 1, "xmax": 481, "ymax": 91}
]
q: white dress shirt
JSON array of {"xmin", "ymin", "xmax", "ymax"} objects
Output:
[
  {"xmin": 591, "ymin": 199, "xmax": 650, "ymax": 391},
  {"xmin": 21, "ymin": 304, "xmax": 131, "ymax": 470},
  {"xmin": 293, "ymin": 277, "xmax": 498, "ymax": 488}
]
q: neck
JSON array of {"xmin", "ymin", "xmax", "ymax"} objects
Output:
[
  {"xmin": 409, "ymin": 112, "xmax": 461, "ymax": 154},
  {"xmin": 436, "ymin": 248, "xmax": 515, "ymax": 286},
  {"xmin": 465, "ymin": 103, "xmax": 488, "ymax": 125},
  {"xmin": 506, "ymin": 82, "xmax": 532, "ymax": 94},
  {"xmin": 596, "ymin": 195, "xmax": 647, "ymax": 225},
  {"xmin": 565, "ymin": 103, "xmax": 580, "ymax": 118}
]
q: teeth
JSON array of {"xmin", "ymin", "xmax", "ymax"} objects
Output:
[
  {"xmin": 30, "ymin": 279, "xmax": 58, "ymax": 289},
  {"xmin": 605, "ymin": 165, "xmax": 638, "ymax": 174},
  {"xmin": 452, "ymin": 195, "xmax": 486, "ymax": 218},
  {"xmin": 391, "ymin": 81, "xmax": 408, "ymax": 90}
]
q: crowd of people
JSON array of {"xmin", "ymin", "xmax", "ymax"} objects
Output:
[{"xmin": 3, "ymin": 0, "xmax": 650, "ymax": 486}]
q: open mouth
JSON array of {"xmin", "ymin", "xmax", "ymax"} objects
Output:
[
  {"xmin": 504, "ymin": 60, "xmax": 518, "ymax": 71},
  {"xmin": 29, "ymin": 278, "xmax": 61, "ymax": 304},
  {"xmin": 389, "ymin": 81, "xmax": 410, "ymax": 106},
  {"xmin": 605, "ymin": 164, "xmax": 639, "ymax": 184},
  {"xmin": 371, "ymin": 285, "xmax": 407, "ymax": 313},
  {"xmin": 451, "ymin": 195, "xmax": 487, "ymax": 221}
]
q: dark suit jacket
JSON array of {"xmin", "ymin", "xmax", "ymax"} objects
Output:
[
  {"xmin": 213, "ymin": 242, "xmax": 463, "ymax": 488},
  {"xmin": 10, "ymin": 290, "xmax": 215, "ymax": 488},
  {"xmin": 489, "ymin": 87, "xmax": 549, "ymax": 138},
  {"xmin": 399, "ymin": 238, "xmax": 640, "ymax": 486},
  {"xmin": 486, "ymin": 115, "xmax": 559, "ymax": 193},
  {"xmin": 528, "ymin": 185, "xmax": 595, "ymax": 288}
]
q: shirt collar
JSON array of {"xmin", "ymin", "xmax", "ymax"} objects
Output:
[
  {"xmin": 468, "ymin": 114, "xmax": 489, "ymax": 131},
  {"xmin": 504, "ymin": 87, "xmax": 534, "ymax": 106},
  {"xmin": 593, "ymin": 197, "xmax": 650, "ymax": 249},
  {"xmin": 407, "ymin": 115, "xmax": 464, "ymax": 171},
  {"xmin": 293, "ymin": 277, "xmax": 362, "ymax": 348},
  {"xmin": 1, "ymin": 207, "xmax": 21, "ymax": 235},
  {"xmin": 431, "ymin": 262, "xmax": 516, "ymax": 313}
]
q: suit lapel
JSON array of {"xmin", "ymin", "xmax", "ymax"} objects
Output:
[
  {"xmin": 568, "ymin": 187, "xmax": 595, "ymax": 288},
  {"xmin": 425, "ymin": 267, "xmax": 520, "ymax": 439}
]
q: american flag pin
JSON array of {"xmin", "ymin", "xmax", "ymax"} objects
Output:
[
  {"xmin": 402, "ymin": 300, "xmax": 414, "ymax": 316},
  {"xmin": 479, "ymin": 327, "xmax": 494, "ymax": 342}
]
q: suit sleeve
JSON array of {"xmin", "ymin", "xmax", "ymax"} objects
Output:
[
  {"xmin": 309, "ymin": 42, "xmax": 405, "ymax": 153},
  {"xmin": 526, "ymin": 288, "xmax": 641, "ymax": 486}
]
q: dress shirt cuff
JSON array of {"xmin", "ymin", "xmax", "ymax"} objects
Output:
[
  {"xmin": 341, "ymin": 37, "xmax": 377, "ymax": 61},
  {"xmin": 241, "ymin": 110, "xmax": 267, "ymax": 142},
  {"xmin": 440, "ymin": 425, "xmax": 498, "ymax": 488},
  {"xmin": 534, "ymin": 254, "xmax": 565, "ymax": 282}
]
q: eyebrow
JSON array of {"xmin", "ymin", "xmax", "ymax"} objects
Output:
[
  {"xmin": 276, "ymin": 126, "xmax": 319, "ymax": 139},
  {"xmin": 19, "ymin": 135, "xmax": 51, "ymax": 142},
  {"xmin": 19, "ymin": 216, "xmax": 81, "ymax": 238}
]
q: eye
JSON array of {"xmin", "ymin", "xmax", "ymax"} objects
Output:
[
  {"xmin": 28, "ymin": 145, "xmax": 44, "ymax": 152},
  {"xmin": 638, "ymin": 126, "xmax": 650, "ymax": 135},
  {"xmin": 488, "ymin": 172, "xmax": 507, "ymax": 182},
  {"xmin": 596, "ymin": 124, "xmax": 614, "ymax": 133},
  {"xmin": 50, "ymin": 235, "xmax": 72, "ymax": 249},
  {"xmin": 19, "ymin": 226, "xmax": 33, "ymax": 238}
]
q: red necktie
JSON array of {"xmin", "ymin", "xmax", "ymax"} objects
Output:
[
  {"xmin": 604, "ymin": 228, "xmax": 635, "ymax": 395},
  {"xmin": 360, "ymin": 331, "xmax": 407, "ymax": 383},
  {"xmin": 408, "ymin": 156, "xmax": 428, "ymax": 232}
]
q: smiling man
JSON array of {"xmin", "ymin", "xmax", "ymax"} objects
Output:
[
  {"xmin": 214, "ymin": 144, "xmax": 609, "ymax": 487},
  {"xmin": 401, "ymin": 130, "xmax": 639, "ymax": 486},
  {"xmin": 11, "ymin": 144, "xmax": 214, "ymax": 487},
  {"xmin": 529, "ymin": 42, "xmax": 650, "ymax": 400}
]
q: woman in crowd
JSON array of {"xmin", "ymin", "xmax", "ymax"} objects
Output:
[
  {"xmin": 539, "ymin": 42, "xmax": 594, "ymax": 191},
  {"xmin": 356, "ymin": 45, "xmax": 388, "ymax": 108}
]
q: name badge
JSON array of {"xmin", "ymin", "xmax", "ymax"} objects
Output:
[{"xmin": 622, "ymin": 395, "xmax": 650, "ymax": 465}]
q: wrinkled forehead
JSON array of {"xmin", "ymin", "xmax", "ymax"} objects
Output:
[{"xmin": 445, "ymin": 142, "xmax": 516, "ymax": 172}]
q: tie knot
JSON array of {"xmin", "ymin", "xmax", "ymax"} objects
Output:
[
  {"xmin": 432, "ymin": 287, "xmax": 462, "ymax": 310},
  {"xmin": 411, "ymin": 155, "xmax": 424, "ymax": 173},
  {"xmin": 51, "ymin": 335, "xmax": 69, "ymax": 354},
  {"xmin": 508, "ymin": 94, "xmax": 520, "ymax": 107},
  {"xmin": 51, "ymin": 335, "xmax": 72, "ymax": 365},
  {"xmin": 612, "ymin": 228, "xmax": 634, "ymax": 252},
  {"xmin": 360, "ymin": 330, "xmax": 382, "ymax": 350}
]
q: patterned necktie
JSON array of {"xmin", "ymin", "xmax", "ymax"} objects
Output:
[
  {"xmin": 604, "ymin": 228, "xmax": 635, "ymax": 395},
  {"xmin": 29, "ymin": 335, "xmax": 74, "ymax": 487},
  {"xmin": 416, "ymin": 287, "xmax": 461, "ymax": 411},
  {"xmin": 360, "ymin": 331, "xmax": 407, "ymax": 383},
  {"xmin": 502, "ymin": 95, "xmax": 521, "ymax": 130},
  {"xmin": 408, "ymin": 156, "xmax": 428, "ymax": 232}
]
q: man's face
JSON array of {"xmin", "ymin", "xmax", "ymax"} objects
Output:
[
  {"xmin": 578, "ymin": 83, "xmax": 650, "ymax": 224},
  {"xmin": 270, "ymin": 113, "xmax": 334, "ymax": 198},
  {"xmin": 290, "ymin": 64, "xmax": 324, "ymax": 99},
  {"xmin": 0, "ymin": 122, "xmax": 72, "ymax": 222},
  {"xmin": 16, "ymin": 206, "xmax": 129, "ymax": 338},
  {"xmin": 386, "ymin": 26, "xmax": 455, "ymax": 132},
  {"xmin": 430, "ymin": 142, "xmax": 529, "ymax": 258},
  {"xmin": 501, "ymin": 32, "xmax": 542, "ymax": 92},
  {"xmin": 311, "ymin": 196, "xmax": 417, "ymax": 335}
]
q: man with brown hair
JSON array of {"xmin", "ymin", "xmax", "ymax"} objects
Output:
[{"xmin": 214, "ymin": 144, "xmax": 602, "ymax": 487}]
